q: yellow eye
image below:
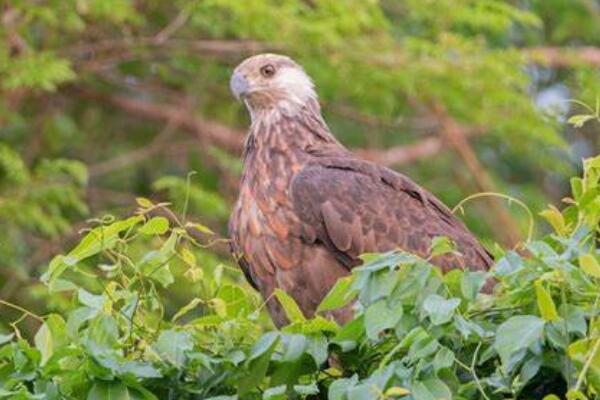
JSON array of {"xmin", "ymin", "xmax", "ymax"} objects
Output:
[{"xmin": 260, "ymin": 64, "xmax": 276, "ymax": 78}]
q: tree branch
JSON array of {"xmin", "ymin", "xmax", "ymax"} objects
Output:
[
  {"xmin": 358, "ymin": 137, "xmax": 444, "ymax": 166},
  {"xmin": 524, "ymin": 46, "xmax": 600, "ymax": 68},
  {"xmin": 73, "ymin": 88, "xmax": 453, "ymax": 167},
  {"xmin": 63, "ymin": 38, "xmax": 273, "ymax": 59},
  {"xmin": 72, "ymin": 88, "xmax": 246, "ymax": 154},
  {"xmin": 431, "ymin": 103, "xmax": 523, "ymax": 246}
]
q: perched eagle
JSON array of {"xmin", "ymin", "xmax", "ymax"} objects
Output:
[{"xmin": 228, "ymin": 54, "xmax": 493, "ymax": 327}]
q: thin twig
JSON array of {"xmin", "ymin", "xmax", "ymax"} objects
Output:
[
  {"xmin": 470, "ymin": 342, "xmax": 491, "ymax": 400},
  {"xmin": 0, "ymin": 299, "xmax": 45, "ymax": 323},
  {"xmin": 153, "ymin": 9, "xmax": 190, "ymax": 44}
]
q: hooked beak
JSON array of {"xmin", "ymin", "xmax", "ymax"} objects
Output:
[{"xmin": 230, "ymin": 71, "xmax": 249, "ymax": 100}]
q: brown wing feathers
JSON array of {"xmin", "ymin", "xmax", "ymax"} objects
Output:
[{"xmin": 291, "ymin": 158, "xmax": 493, "ymax": 272}]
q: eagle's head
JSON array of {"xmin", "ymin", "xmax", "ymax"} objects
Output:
[{"xmin": 230, "ymin": 54, "xmax": 317, "ymax": 116}]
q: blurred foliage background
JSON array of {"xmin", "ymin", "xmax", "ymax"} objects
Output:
[{"xmin": 1, "ymin": 0, "xmax": 599, "ymax": 336}]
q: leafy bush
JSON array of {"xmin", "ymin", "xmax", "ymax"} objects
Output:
[{"xmin": 1, "ymin": 154, "xmax": 599, "ymax": 399}]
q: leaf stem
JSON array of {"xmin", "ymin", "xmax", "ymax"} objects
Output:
[
  {"xmin": 470, "ymin": 342, "xmax": 490, "ymax": 400},
  {"xmin": 0, "ymin": 299, "xmax": 44, "ymax": 322},
  {"xmin": 452, "ymin": 192, "xmax": 534, "ymax": 243},
  {"xmin": 573, "ymin": 336, "xmax": 600, "ymax": 393}
]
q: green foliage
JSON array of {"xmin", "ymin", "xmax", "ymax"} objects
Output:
[
  {"xmin": 0, "ymin": 155, "xmax": 598, "ymax": 399},
  {"xmin": 1, "ymin": 1, "xmax": 600, "ymax": 398},
  {"xmin": 0, "ymin": 145, "xmax": 87, "ymax": 279},
  {"xmin": 1, "ymin": 52, "xmax": 76, "ymax": 91},
  {"xmin": 1, "ymin": 0, "xmax": 597, "ymax": 308}
]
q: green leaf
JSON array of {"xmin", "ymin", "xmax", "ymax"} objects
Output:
[
  {"xmin": 408, "ymin": 333, "xmax": 439, "ymax": 361},
  {"xmin": 34, "ymin": 323, "xmax": 52, "ymax": 367},
  {"xmin": 41, "ymin": 216, "xmax": 143, "ymax": 284},
  {"xmin": 429, "ymin": 236, "xmax": 458, "ymax": 258},
  {"xmin": 135, "ymin": 197, "xmax": 154, "ymax": 208},
  {"xmin": 185, "ymin": 222, "xmax": 215, "ymax": 235},
  {"xmin": 172, "ymin": 298, "xmax": 204, "ymax": 322},
  {"xmin": 203, "ymin": 397, "xmax": 238, "ymax": 400},
  {"xmin": 180, "ymin": 247, "xmax": 197, "ymax": 266},
  {"xmin": 568, "ymin": 114, "xmax": 596, "ymax": 128},
  {"xmin": 412, "ymin": 378, "xmax": 451, "ymax": 400},
  {"xmin": 67, "ymin": 306, "xmax": 98, "ymax": 337},
  {"xmin": 87, "ymin": 381, "xmax": 131, "ymax": 400},
  {"xmin": 422, "ymin": 295, "xmax": 460, "ymax": 325},
  {"xmin": 566, "ymin": 390, "xmax": 589, "ymax": 400},
  {"xmin": 34, "ymin": 314, "xmax": 66, "ymax": 366},
  {"xmin": 539, "ymin": 205, "xmax": 567, "ymax": 235},
  {"xmin": 520, "ymin": 355, "xmax": 542, "ymax": 386},
  {"xmin": 209, "ymin": 298, "xmax": 227, "ymax": 318},
  {"xmin": 579, "ymin": 254, "xmax": 600, "ymax": 278},
  {"xmin": 263, "ymin": 385, "xmax": 286, "ymax": 400},
  {"xmin": 568, "ymin": 338, "xmax": 600, "ymax": 392},
  {"xmin": 543, "ymin": 395, "xmax": 561, "ymax": 400},
  {"xmin": 0, "ymin": 333, "xmax": 14, "ymax": 345},
  {"xmin": 357, "ymin": 251, "xmax": 420, "ymax": 272},
  {"xmin": 284, "ymin": 315, "xmax": 339, "ymax": 335},
  {"xmin": 294, "ymin": 382, "xmax": 319, "ymax": 396},
  {"xmin": 4, "ymin": 51, "xmax": 76, "ymax": 91},
  {"xmin": 460, "ymin": 271, "xmax": 487, "ymax": 301},
  {"xmin": 328, "ymin": 375, "xmax": 358, "ymax": 400},
  {"xmin": 347, "ymin": 384, "xmax": 379, "ymax": 400},
  {"xmin": 138, "ymin": 216, "xmax": 169, "ymax": 235},
  {"xmin": 364, "ymin": 299, "xmax": 402, "ymax": 340},
  {"xmin": 274, "ymin": 289, "xmax": 306, "ymax": 323},
  {"xmin": 534, "ymin": 280, "xmax": 559, "ymax": 321},
  {"xmin": 239, "ymin": 333, "xmax": 280, "ymax": 395},
  {"xmin": 279, "ymin": 333, "xmax": 308, "ymax": 362},
  {"xmin": 153, "ymin": 330, "xmax": 193, "ymax": 368},
  {"xmin": 249, "ymin": 332, "xmax": 280, "ymax": 361},
  {"xmin": 78, "ymin": 288, "xmax": 105, "ymax": 309},
  {"xmin": 305, "ymin": 335, "xmax": 328, "ymax": 365},
  {"xmin": 139, "ymin": 232, "xmax": 176, "ymax": 287},
  {"xmin": 217, "ymin": 285, "xmax": 251, "ymax": 317},
  {"xmin": 494, "ymin": 315, "xmax": 545, "ymax": 370},
  {"xmin": 121, "ymin": 361, "xmax": 162, "ymax": 379},
  {"xmin": 433, "ymin": 347, "xmax": 455, "ymax": 373},
  {"xmin": 69, "ymin": 216, "xmax": 143, "ymax": 263},
  {"xmin": 385, "ymin": 387, "xmax": 411, "ymax": 397},
  {"xmin": 317, "ymin": 275, "xmax": 357, "ymax": 312}
]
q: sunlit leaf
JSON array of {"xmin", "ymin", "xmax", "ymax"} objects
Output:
[
  {"xmin": 274, "ymin": 289, "xmax": 306, "ymax": 323},
  {"xmin": 579, "ymin": 254, "xmax": 600, "ymax": 278},
  {"xmin": 172, "ymin": 298, "xmax": 204, "ymax": 322},
  {"xmin": 138, "ymin": 216, "xmax": 169, "ymax": 235},
  {"xmin": 534, "ymin": 280, "xmax": 559, "ymax": 321},
  {"xmin": 317, "ymin": 275, "xmax": 357, "ymax": 313}
]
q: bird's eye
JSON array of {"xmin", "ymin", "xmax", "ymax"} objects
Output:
[{"xmin": 260, "ymin": 64, "xmax": 276, "ymax": 78}]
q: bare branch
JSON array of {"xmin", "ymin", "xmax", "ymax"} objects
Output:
[
  {"xmin": 431, "ymin": 102, "xmax": 523, "ymax": 246},
  {"xmin": 153, "ymin": 9, "xmax": 190, "ymax": 44},
  {"xmin": 72, "ymin": 88, "xmax": 246, "ymax": 154},
  {"xmin": 524, "ymin": 46, "xmax": 600, "ymax": 68},
  {"xmin": 63, "ymin": 38, "xmax": 274, "ymax": 59},
  {"xmin": 74, "ymin": 88, "xmax": 453, "ymax": 168},
  {"xmin": 358, "ymin": 137, "xmax": 444, "ymax": 166}
]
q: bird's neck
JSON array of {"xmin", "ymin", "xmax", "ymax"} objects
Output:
[{"xmin": 243, "ymin": 99, "xmax": 343, "ymax": 165}]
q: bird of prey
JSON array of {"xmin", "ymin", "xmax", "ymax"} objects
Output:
[{"xmin": 228, "ymin": 54, "xmax": 493, "ymax": 327}]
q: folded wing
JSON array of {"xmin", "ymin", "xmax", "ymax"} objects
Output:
[{"xmin": 290, "ymin": 156, "xmax": 493, "ymax": 272}]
